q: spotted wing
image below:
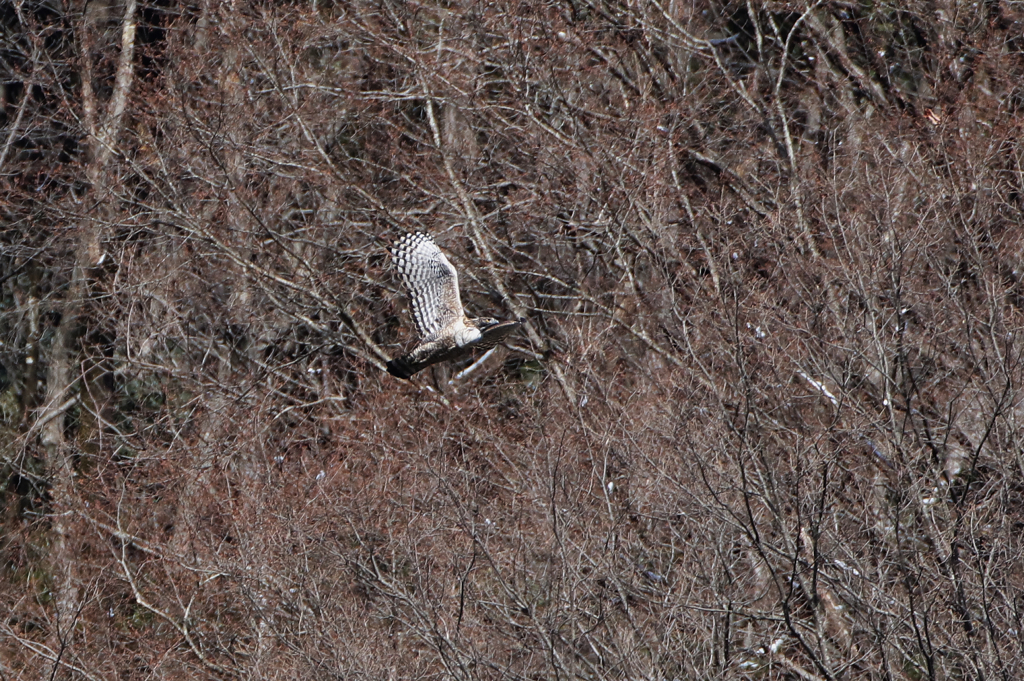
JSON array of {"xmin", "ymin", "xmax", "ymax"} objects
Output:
[{"xmin": 390, "ymin": 232, "xmax": 464, "ymax": 340}]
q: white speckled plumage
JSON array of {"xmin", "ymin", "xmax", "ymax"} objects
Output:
[
  {"xmin": 390, "ymin": 232, "xmax": 464, "ymax": 341},
  {"xmin": 387, "ymin": 232, "xmax": 522, "ymax": 379}
]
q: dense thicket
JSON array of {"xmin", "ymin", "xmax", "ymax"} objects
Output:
[{"xmin": 2, "ymin": 1, "xmax": 1024, "ymax": 678}]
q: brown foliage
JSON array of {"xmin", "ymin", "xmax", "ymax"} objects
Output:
[{"xmin": 2, "ymin": 0, "xmax": 1024, "ymax": 678}]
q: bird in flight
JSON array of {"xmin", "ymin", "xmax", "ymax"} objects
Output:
[{"xmin": 386, "ymin": 232, "xmax": 523, "ymax": 379}]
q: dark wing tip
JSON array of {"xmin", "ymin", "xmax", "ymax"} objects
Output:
[{"xmin": 386, "ymin": 357, "xmax": 415, "ymax": 380}]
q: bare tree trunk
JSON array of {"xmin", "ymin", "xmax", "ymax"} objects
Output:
[{"xmin": 39, "ymin": 0, "xmax": 138, "ymax": 651}]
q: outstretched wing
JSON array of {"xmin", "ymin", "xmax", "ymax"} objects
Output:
[
  {"xmin": 475, "ymin": 319, "xmax": 523, "ymax": 351},
  {"xmin": 386, "ymin": 319, "xmax": 524, "ymax": 380},
  {"xmin": 389, "ymin": 232, "xmax": 464, "ymax": 340}
]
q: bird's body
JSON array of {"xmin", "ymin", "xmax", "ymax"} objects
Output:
[{"xmin": 386, "ymin": 232, "xmax": 522, "ymax": 379}]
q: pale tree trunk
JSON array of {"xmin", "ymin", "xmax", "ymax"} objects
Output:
[{"xmin": 39, "ymin": 0, "xmax": 138, "ymax": 655}]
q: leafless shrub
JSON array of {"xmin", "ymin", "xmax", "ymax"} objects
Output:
[{"xmin": 2, "ymin": 1, "xmax": 1024, "ymax": 679}]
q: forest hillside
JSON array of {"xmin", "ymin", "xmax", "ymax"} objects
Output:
[{"xmin": 2, "ymin": 1, "xmax": 1024, "ymax": 679}]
